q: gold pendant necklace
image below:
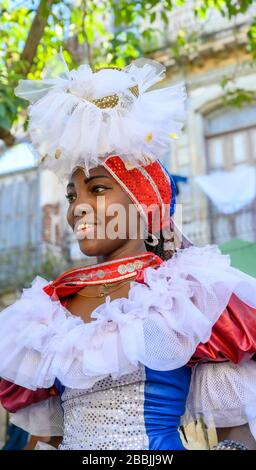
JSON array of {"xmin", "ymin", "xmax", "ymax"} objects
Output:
[{"xmin": 76, "ymin": 277, "xmax": 135, "ymax": 299}]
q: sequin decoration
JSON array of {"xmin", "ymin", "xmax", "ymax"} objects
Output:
[
  {"xmin": 96, "ymin": 269, "xmax": 105, "ymax": 278},
  {"xmin": 103, "ymin": 156, "xmax": 172, "ymax": 234},
  {"xmin": 117, "ymin": 263, "xmax": 138, "ymax": 274},
  {"xmin": 117, "ymin": 264, "xmax": 128, "ymax": 275},
  {"xmin": 145, "ymin": 132, "xmax": 153, "ymax": 143},
  {"xmin": 92, "ymin": 94, "xmax": 119, "ymax": 109},
  {"xmin": 59, "ymin": 367, "xmax": 149, "ymax": 450},
  {"xmin": 90, "ymin": 67, "xmax": 139, "ymax": 110}
]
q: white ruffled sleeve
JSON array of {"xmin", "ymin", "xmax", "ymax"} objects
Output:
[
  {"xmin": 10, "ymin": 396, "xmax": 64, "ymax": 437},
  {"xmin": 0, "ymin": 246, "xmax": 256, "ymax": 391},
  {"xmin": 183, "ymin": 360, "xmax": 256, "ymax": 439}
]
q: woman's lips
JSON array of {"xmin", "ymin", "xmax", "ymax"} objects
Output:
[{"xmin": 74, "ymin": 222, "xmax": 97, "ymax": 240}]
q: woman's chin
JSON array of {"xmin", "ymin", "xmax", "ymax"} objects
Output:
[
  {"xmin": 78, "ymin": 239, "xmax": 102, "ymax": 258},
  {"xmin": 78, "ymin": 237, "xmax": 126, "ymax": 258}
]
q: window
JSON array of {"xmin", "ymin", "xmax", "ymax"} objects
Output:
[
  {"xmin": 204, "ymin": 104, "xmax": 256, "ymax": 243},
  {"xmin": 205, "ymin": 104, "xmax": 256, "ymax": 171}
]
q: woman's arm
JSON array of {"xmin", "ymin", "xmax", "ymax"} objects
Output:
[
  {"xmin": 0, "ymin": 379, "xmax": 58, "ymax": 413},
  {"xmin": 25, "ymin": 435, "xmax": 62, "ymax": 450},
  {"xmin": 216, "ymin": 424, "xmax": 256, "ymax": 450}
]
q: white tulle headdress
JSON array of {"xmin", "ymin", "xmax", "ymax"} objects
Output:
[{"xmin": 15, "ymin": 51, "xmax": 186, "ymax": 178}]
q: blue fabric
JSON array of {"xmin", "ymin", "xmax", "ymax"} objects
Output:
[
  {"xmin": 144, "ymin": 366, "xmax": 191, "ymax": 450},
  {"xmin": 2, "ymin": 424, "xmax": 28, "ymax": 450},
  {"xmin": 54, "ymin": 367, "xmax": 191, "ymax": 450},
  {"xmin": 54, "ymin": 378, "xmax": 65, "ymax": 396},
  {"xmin": 158, "ymin": 160, "xmax": 177, "ymax": 216},
  {"xmin": 173, "ymin": 175, "xmax": 188, "ymax": 183},
  {"xmin": 169, "ymin": 174, "xmax": 177, "ymax": 217}
]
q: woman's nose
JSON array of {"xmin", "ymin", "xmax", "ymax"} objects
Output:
[{"xmin": 73, "ymin": 201, "xmax": 94, "ymax": 219}]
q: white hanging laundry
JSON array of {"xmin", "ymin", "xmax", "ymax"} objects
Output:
[{"xmin": 195, "ymin": 164, "xmax": 256, "ymax": 214}]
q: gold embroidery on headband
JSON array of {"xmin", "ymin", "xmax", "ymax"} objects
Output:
[
  {"xmin": 93, "ymin": 66, "xmax": 123, "ymax": 73},
  {"xmin": 91, "ymin": 66, "xmax": 139, "ymax": 109},
  {"xmin": 92, "ymin": 94, "xmax": 119, "ymax": 109}
]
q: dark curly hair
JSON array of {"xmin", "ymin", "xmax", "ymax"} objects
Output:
[
  {"xmin": 145, "ymin": 223, "xmax": 192, "ymax": 261},
  {"xmin": 145, "ymin": 229, "xmax": 176, "ymax": 262}
]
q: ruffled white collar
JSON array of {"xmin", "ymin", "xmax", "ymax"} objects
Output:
[{"xmin": 0, "ymin": 245, "xmax": 255, "ymax": 391}]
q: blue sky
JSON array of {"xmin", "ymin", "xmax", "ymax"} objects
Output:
[{"xmin": 0, "ymin": 143, "xmax": 37, "ymax": 175}]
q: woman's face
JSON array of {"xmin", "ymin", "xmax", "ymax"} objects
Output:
[{"xmin": 66, "ymin": 166, "xmax": 145, "ymax": 258}]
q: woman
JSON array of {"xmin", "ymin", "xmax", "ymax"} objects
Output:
[{"xmin": 0, "ymin": 56, "xmax": 256, "ymax": 450}]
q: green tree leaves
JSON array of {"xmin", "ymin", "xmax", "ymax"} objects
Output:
[{"xmin": 0, "ymin": 0, "xmax": 255, "ymax": 143}]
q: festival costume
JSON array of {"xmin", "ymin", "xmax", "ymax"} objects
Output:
[{"xmin": 0, "ymin": 56, "xmax": 256, "ymax": 450}]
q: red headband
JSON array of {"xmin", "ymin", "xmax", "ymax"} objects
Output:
[{"xmin": 103, "ymin": 156, "xmax": 171, "ymax": 234}]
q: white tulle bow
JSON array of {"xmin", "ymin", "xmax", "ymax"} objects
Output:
[{"xmin": 15, "ymin": 52, "xmax": 186, "ymax": 178}]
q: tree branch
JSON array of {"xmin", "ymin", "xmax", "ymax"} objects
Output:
[
  {"xmin": 81, "ymin": 0, "xmax": 92, "ymax": 66},
  {"xmin": 20, "ymin": 0, "xmax": 55, "ymax": 76},
  {"xmin": 0, "ymin": 128, "xmax": 15, "ymax": 147}
]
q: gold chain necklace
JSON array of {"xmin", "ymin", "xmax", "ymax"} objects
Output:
[{"xmin": 75, "ymin": 277, "xmax": 135, "ymax": 298}]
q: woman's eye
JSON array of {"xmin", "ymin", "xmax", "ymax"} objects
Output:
[
  {"xmin": 65, "ymin": 194, "xmax": 76, "ymax": 203},
  {"xmin": 92, "ymin": 186, "xmax": 108, "ymax": 194}
]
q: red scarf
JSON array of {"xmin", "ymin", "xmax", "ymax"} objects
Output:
[{"xmin": 43, "ymin": 251, "xmax": 163, "ymax": 301}]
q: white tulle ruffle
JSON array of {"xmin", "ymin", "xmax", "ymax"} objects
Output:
[
  {"xmin": 15, "ymin": 53, "xmax": 185, "ymax": 178},
  {"xmin": 0, "ymin": 245, "xmax": 256, "ymax": 391},
  {"xmin": 183, "ymin": 361, "xmax": 256, "ymax": 439},
  {"xmin": 10, "ymin": 396, "xmax": 64, "ymax": 437}
]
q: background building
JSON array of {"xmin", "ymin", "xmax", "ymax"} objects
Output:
[{"xmin": 153, "ymin": 1, "xmax": 256, "ymax": 245}]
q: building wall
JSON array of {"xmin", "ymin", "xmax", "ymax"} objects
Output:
[{"xmin": 0, "ymin": 168, "xmax": 41, "ymax": 288}]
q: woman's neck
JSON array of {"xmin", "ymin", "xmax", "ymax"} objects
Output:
[{"xmin": 99, "ymin": 240, "xmax": 147, "ymax": 263}]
